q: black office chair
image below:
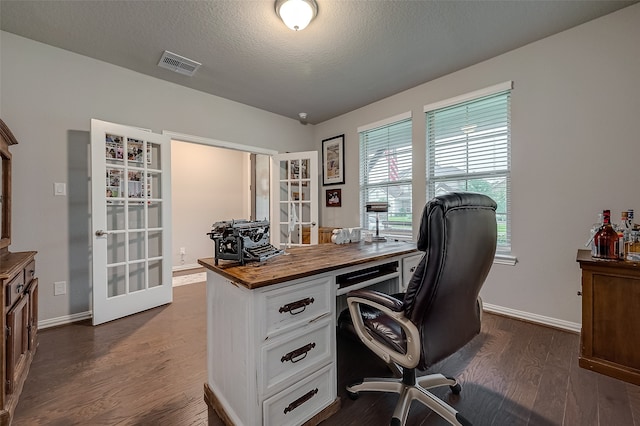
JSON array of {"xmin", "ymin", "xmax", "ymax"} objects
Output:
[{"xmin": 339, "ymin": 192, "xmax": 497, "ymax": 426}]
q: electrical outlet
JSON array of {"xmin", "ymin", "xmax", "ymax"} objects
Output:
[
  {"xmin": 180, "ymin": 247, "xmax": 186, "ymax": 255},
  {"xmin": 54, "ymin": 281, "xmax": 66, "ymax": 296}
]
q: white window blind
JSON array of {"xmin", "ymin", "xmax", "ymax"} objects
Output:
[
  {"xmin": 426, "ymin": 89, "xmax": 512, "ymax": 253},
  {"xmin": 359, "ymin": 117, "xmax": 413, "ymax": 238}
]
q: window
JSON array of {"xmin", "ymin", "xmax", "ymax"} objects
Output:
[
  {"xmin": 359, "ymin": 113, "xmax": 413, "ymax": 238},
  {"xmin": 425, "ymin": 82, "xmax": 512, "ymax": 254}
]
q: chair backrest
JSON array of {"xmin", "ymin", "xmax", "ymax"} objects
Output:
[{"xmin": 403, "ymin": 192, "xmax": 497, "ymax": 369}]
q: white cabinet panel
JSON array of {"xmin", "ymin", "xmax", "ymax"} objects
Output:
[
  {"xmin": 261, "ymin": 276, "xmax": 332, "ymax": 339},
  {"xmin": 260, "ymin": 318, "xmax": 332, "ymax": 395},
  {"xmin": 263, "ymin": 364, "xmax": 334, "ymax": 426}
]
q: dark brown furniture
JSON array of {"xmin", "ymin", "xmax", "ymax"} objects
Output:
[
  {"xmin": 0, "ymin": 119, "xmax": 38, "ymax": 425},
  {"xmin": 577, "ymin": 249, "xmax": 640, "ymax": 386},
  {"xmin": 302, "ymin": 226, "xmax": 335, "ymax": 244}
]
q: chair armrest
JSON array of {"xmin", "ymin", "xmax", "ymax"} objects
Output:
[
  {"xmin": 346, "ymin": 289, "xmax": 404, "ymax": 312},
  {"xmin": 346, "ymin": 292, "xmax": 420, "ymax": 369}
]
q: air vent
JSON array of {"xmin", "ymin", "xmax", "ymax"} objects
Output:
[{"xmin": 158, "ymin": 51, "xmax": 201, "ymax": 77}]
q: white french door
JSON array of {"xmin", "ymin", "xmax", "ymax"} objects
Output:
[
  {"xmin": 91, "ymin": 119, "xmax": 172, "ymax": 325},
  {"xmin": 272, "ymin": 151, "xmax": 319, "ymax": 248}
]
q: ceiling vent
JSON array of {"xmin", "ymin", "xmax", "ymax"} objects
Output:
[{"xmin": 158, "ymin": 51, "xmax": 201, "ymax": 77}]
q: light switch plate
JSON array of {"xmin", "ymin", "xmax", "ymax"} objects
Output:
[{"xmin": 54, "ymin": 182, "xmax": 66, "ymax": 196}]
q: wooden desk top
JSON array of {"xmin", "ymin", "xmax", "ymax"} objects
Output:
[{"xmin": 198, "ymin": 241, "xmax": 418, "ymax": 289}]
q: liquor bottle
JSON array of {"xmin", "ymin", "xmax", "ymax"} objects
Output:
[{"xmin": 593, "ymin": 210, "xmax": 619, "ymax": 259}]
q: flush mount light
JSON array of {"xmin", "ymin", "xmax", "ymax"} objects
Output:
[{"xmin": 275, "ymin": 0, "xmax": 318, "ymax": 31}]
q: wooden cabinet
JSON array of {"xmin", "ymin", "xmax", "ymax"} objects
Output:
[
  {"xmin": 0, "ymin": 251, "xmax": 37, "ymax": 424},
  {"xmin": 0, "ymin": 119, "xmax": 38, "ymax": 424},
  {"xmin": 577, "ymin": 249, "xmax": 640, "ymax": 385},
  {"xmin": 302, "ymin": 226, "xmax": 335, "ymax": 244}
]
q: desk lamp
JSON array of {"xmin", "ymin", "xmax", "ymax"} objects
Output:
[{"xmin": 366, "ymin": 202, "xmax": 389, "ymax": 242}]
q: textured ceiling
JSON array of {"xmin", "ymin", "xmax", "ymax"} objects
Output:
[{"xmin": 1, "ymin": 0, "xmax": 637, "ymax": 124}]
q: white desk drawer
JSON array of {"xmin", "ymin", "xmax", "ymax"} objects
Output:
[
  {"xmin": 261, "ymin": 318, "xmax": 332, "ymax": 395},
  {"xmin": 263, "ymin": 363, "xmax": 334, "ymax": 426},
  {"xmin": 262, "ymin": 276, "xmax": 332, "ymax": 339}
]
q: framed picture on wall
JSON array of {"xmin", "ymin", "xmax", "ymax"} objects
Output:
[
  {"xmin": 326, "ymin": 189, "xmax": 342, "ymax": 207},
  {"xmin": 322, "ymin": 134, "xmax": 345, "ymax": 186}
]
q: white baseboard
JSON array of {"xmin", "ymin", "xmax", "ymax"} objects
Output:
[
  {"xmin": 172, "ymin": 263, "xmax": 202, "ymax": 272},
  {"xmin": 38, "ymin": 310, "xmax": 92, "ymax": 330},
  {"xmin": 173, "ymin": 272, "xmax": 206, "ymax": 287},
  {"xmin": 483, "ymin": 303, "xmax": 581, "ymax": 333}
]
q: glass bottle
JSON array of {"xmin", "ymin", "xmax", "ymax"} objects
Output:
[{"xmin": 593, "ymin": 209, "xmax": 619, "ymax": 259}]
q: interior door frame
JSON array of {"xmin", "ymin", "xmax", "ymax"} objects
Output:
[{"xmin": 162, "ymin": 131, "xmax": 279, "ymax": 245}]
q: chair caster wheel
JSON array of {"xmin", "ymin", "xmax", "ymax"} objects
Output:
[
  {"xmin": 347, "ymin": 390, "xmax": 359, "ymax": 400},
  {"xmin": 450, "ymin": 383, "xmax": 462, "ymax": 395}
]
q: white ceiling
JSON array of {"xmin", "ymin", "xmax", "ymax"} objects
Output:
[{"xmin": 1, "ymin": 0, "xmax": 636, "ymax": 124}]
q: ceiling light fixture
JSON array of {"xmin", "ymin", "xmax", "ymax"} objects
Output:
[{"xmin": 275, "ymin": 0, "xmax": 318, "ymax": 31}]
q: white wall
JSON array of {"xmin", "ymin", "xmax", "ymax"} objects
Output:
[
  {"xmin": 171, "ymin": 141, "xmax": 250, "ymax": 269},
  {"xmin": 0, "ymin": 32, "xmax": 314, "ymax": 323},
  {"xmin": 313, "ymin": 4, "xmax": 640, "ymax": 327}
]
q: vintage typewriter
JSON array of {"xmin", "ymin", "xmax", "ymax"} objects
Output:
[{"xmin": 207, "ymin": 219, "xmax": 284, "ymax": 265}]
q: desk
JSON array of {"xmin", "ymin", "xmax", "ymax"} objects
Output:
[
  {"xmin": 576, "ymin": 249, "xmax": 640, "ymax": 385},
  {"xmin": 199, "ymin": 241, "xmax": 420, "ymax": 426}
]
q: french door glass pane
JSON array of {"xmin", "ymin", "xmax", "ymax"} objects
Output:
[
  {"xmin": 129, "ymin": 262, "xmax": 145, "ymax": 292},
  {"xmin": 128, "ymin": 202, "xmax": 145, "ymax": 229},
  {"xmin": 107, "ymin": 203, "xmax": 125, "ymax": 231},
  {"xmin": 148, "ymin": 230, "xmax": 163, "ymax": 258},
  {"xmin": 107, "ymin": 233, "xmax": 126, "ymax": 264},
  {"xmin": 128, "ymin": 231, "xmax": 145, "ymax": 261},
  {"xmin": 148, "ymin": 202, "xmax": 162, "ymax": 228},
  {"xmin": 107, "ymin": 265, "xmax": 126, "ymax": 297},
  {"xmin": 148, "ymin": 260, "xmax": 163, "ymax": 288}
]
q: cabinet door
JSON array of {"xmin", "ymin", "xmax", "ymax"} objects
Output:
[
  {"xmin": 27, "ymin": 278, "xmax": 39, "ymax": 351},
  {"xmin": 6, "ymin": 294, "xmax": 29, "ymax": 394}
]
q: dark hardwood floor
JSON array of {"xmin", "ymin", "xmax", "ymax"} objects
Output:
[{"xmin": 14, "ymin": 282, "xmax": 640, "ymax": 425}]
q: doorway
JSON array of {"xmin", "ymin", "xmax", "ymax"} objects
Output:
[{"xmin": 165, "ymin": 131, "xmax": 277, "ymax": 276}]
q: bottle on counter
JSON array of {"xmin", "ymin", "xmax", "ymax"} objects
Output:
[{"xmin": 593, "ymin": 209, "xmax": 619, "ymax": 260}]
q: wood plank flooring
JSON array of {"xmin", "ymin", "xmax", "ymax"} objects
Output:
[{"xmin": 14, "ymin": 282, "xmax": 640, "ymax": 425}]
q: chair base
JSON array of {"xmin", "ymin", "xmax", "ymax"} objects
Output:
[{"xmin": 346, "ymin": 370, "xmax": 471, "ymax": 426}]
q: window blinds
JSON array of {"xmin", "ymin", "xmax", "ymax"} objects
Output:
[
  {"xmin": 359, "ymin": 117, "xmax": 413, "ymax": 237},
  {"xmin": 426, "ymin": 90, "xmax": 512, "ymax": 252}
]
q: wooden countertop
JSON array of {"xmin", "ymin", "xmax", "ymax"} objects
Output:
[
  {"xmin": 198, "ymin": 241, "xmax": 418, "ymax": 289},
  {"xmin": 576, "ymin": 249, "xmax": 640, "ymax": 270},
  {"xmin": 0, "ymin": 250, "xmax": 37, "ymax": 279}
]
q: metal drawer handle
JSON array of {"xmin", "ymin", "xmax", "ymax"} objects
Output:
[
  {"xmin": 16, "ymin": 284, "xmax": 24, "ymax": 293},
  {"xmin": 279, "ymin": 297, "xmax": 314, "ymax": 315},
  {"xmin": 281, "ymin": 342, "xmax": 316, "ymax": 364},
  {"xmin": 283, "ymin": 388, "xmax": 318, "ymax": 414}
]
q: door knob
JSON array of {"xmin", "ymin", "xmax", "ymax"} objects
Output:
[{"xmin": 95, "ymin": 230, "xmax": 108, "ymax": 237}]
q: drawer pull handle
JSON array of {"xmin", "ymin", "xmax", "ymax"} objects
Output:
[
  {"xmin": 410, "ymin": 266, "xmax": 416, "ymax": 273},
  {"xmin": 279, "ymin": 297, "xmax": 314, "ymax": 315},
  {"xmin": 281, "ymin": 342, "xmax": 316, "ymax": 364},
  {"xmin": 283, "ymin": 388, "xmax": 318, "ymax": 414},
  {"xmin": 16, "ymin": 284, "xmax": 24, "ymax": 294}
]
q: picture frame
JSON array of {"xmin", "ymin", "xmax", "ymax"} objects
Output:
[
  {"xmin": 322, "ymin": 134, "xmax": 345, "ymax": 186},
  {"xmin": 326, "ymin": 189, "xmax": 342, "ymax": 207}
]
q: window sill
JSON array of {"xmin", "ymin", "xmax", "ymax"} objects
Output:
[{"xmin": 494, "ymin": 254, "xmax": 517, "ymax": 266}]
